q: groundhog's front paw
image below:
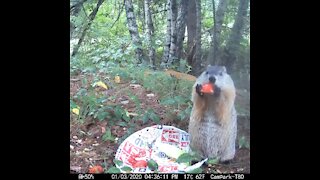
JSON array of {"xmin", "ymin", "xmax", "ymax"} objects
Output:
[
  {"xmin": 214, "ymin": 86, "xmax": 221, "ymax": 97},
  {"xmin": 196, "ymin": 84, "xmax": 204, "ymax": 96}
]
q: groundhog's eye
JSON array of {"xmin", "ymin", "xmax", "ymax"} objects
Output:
[
  {"xmin": 219, "ymin": 72, "xmax": 223, "ymax": 76},
  {"xmin": 206, "ymin": 71, "xmax": 209, "ymax": 75}
]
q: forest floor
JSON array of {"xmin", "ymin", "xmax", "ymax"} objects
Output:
[{"xmin": 70, "ymin": 73, "xmax": 250, "ymax": 174}]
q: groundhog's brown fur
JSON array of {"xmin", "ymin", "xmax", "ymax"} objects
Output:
[{"xmin": 188, "ymin": 65, "xmax": 237, "ymax": 161}]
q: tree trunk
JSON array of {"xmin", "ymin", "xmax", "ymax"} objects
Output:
[
  {"xmin": 214, "ymin": 0, "xmax": 229, "ymax": 65},
  {"xmin": 70, "ymin": 0, "xmax": 88, "ymax": 16},
  {"xmin": 186, "ymin": 0, "xmax": 196, "ymax": 68},
  {"xmin": 71, "ymin": 0, "xmax": 104, "ymax": 57},
  {"xmin": 161, "ymin": 0, "xmax": 172, "ymax": 66},
  {"xmin": 137, "ymin": 0, "xmax": 145, "ymax": 33},
  {"xmin": 70, "ymin": 0, "xmax": 89, "ymax": 40},
  {"xmin": 175, "ymin": 0, "xmax": 189, "ymax": 63},
  {"xmin": 193, "ymin": 0, "xmax": 202, "ymax": 75},
  {"xmin": 124, "ymin": 0, "xmax": 145, "ymax": 64},
  {"xmin": 144, "ymin": 0, "xmax": 155, "ymax": 68},
  {"xmin": 225, "ymin": 0, "xmax": 250, "ymax": 73},
  {"xmin": 167, "ymin": 0, "xmax": 178, "ymax": 65},
  {"xmin": 207, "ymin": 0, "xmax": 229, "ymax": 65}
]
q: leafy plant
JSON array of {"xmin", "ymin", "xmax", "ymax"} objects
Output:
[
  {"xmin": 238, "ymin": 136, "xmax": 250, "ymax": 149},
  {"xmin": 106, "ymin": 166, "xmax": 121, "ymax": 173},
  {"xmin": 102, "ymin": 128, "xmax": 115, "ymax": 142}
]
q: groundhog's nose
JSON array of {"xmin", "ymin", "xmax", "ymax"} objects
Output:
[{"xmin": 209, "ymin": 76, "xmax": 216, "ymax": 83}]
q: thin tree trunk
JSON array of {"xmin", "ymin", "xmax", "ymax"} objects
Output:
[
  {"xmin": 186, "ymin": 0, "xmax": 196, "ymax": 67},
  {"xmin": 124, "ymin": 0, "xmax": 145, "ymax": 64},
  {"xmin": 144, "ymin": 0, "xmax": 155, "ymax": 68},
  {"xmin": 193, "ymin": 0, "xmax": 202, "ymax": 75},
  {"xmin": 225, "ymin": 0, "xmax": 249, "ymax": 73},
  {"xmin": 207, "ymin": 0, "xmax": 229, "ymax": 65},
  {"xmin": 161, "ymin": 0, "xmax": 172, "ymax": 66},
  {"xmin": 214, "ymin": 0, "xmax": 229, "ymax": 65},
  {"xmin": 70, "ymin": 0, "xmax": 89, "ymax": 39},
  {"xmin": 137, "ymin": 0, "xmax": 145, "ymax": 33},
  {"xmin": 175, "ymin": 0, "xmax": 189, "ymax": 63},
  {"xmin": 71, "ymin": 0, "xmax": 104, "ymax": 57},
  {"xmin": 167, "ymin": 0, "xmax": 178, "ymax": 65}
]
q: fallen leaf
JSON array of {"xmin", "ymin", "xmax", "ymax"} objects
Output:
[
  {"xmin": 70, "ymin": 145, "xmax": 74, "ymax": 150},
  {"xmin": 72, "ymin": 108, "xmax": 80, "ymax": 115},
  {"xmin": 95, "ymin": 81, "xmax": 108, "ymax": 89},
  {"xmin": 129, "ymin": 84, "xmax": 141, "ymax": 88},
  {"xmin": 128, "ymin": 112, "xmax": 138, "ymax": 117},
  {"xmin": 115, "ymin": 75, "xmax": 121, "ymax": 83},
  {"xmin": 120, "ymin": 100, "xmax": 129, "ymax": 104},
  {"xmin": 146, "ymin": 93, "xmax": 155, "ymax": 97},
  {"xmin": 72, "ymin": 136, "xmax": 78, "ymax": 139},
  {"xmin": 101, "ymin": 127, "xmax": 106, "ymax": 134}
]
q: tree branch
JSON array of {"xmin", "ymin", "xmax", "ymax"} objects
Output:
[{"xmin": 110, "ymin": 0, "xmax": 125, "ymax": 29}]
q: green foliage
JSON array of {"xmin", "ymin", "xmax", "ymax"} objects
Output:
[
  {"xmin": 113, "ymin": 159, "xmax": 123, "ymax": 167},
  {"xmin": 207, "ymin": 158, "xmax": 219, "ymax": 165},
  {"xmin": 121, "ymin": 166, "xmax": 133, "ymax": 172},
  {"xmin": 147, "ymin": 159, "xmax": 159, "ymax": 171},
  {"xmin": 106, "ymin": 166, "xmax": 121, "ymax": 173},
  {"xmin": 142, "ymin": 109, "xmax": 160, "ymax": 124},
  {"xmin": 176, "ymin": 153, "xmax": 194, "ymax": 164},
  {"xmin": 238, "ymin": 136, "xmax": 250, "ymax": 149},
  {"xmin": 102, "ymin": 128, "xmax": 115, "ymax": 142}
]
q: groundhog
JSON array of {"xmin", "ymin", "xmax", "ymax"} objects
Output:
[{"xmin": 188, "ymin": 65, "xmax": 237, "ymax": 162}]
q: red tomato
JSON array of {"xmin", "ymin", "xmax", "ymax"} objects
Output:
[
  {"xmin": 89, "ymin": 165, "xmax": 104, "ymax": 173},
  {"xmin": 201, "ymin": 83, "xmax": 214, "ymax": 94}
]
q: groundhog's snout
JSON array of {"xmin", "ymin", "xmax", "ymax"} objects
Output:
[{"xmin": 209, "ymin": 76, "xmax": 216, "ymax": 83}]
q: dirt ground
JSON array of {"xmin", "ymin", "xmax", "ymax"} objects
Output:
[{"xmin": 70, "ymin": 73, "xmax": 250, "ymax": 174}]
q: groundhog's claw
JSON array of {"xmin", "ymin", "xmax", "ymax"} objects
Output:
[{"xmin": 196, "ymin": 84, "xmax": 204, "ymax": 96}]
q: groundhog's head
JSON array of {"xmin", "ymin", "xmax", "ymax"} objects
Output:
[{"xmin": 196, "ymin": 65, "xmax": 234, "ymax": 97}]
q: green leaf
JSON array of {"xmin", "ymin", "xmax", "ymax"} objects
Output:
[
  {"xmin": 142, "ymin": 113, "xmax": 149, "ymax": 124},
  {"xmin": 81, "ymin": 78, "xmax": 88, "ymax": 86},
  {"xmin": 117, "ymin": 121, "xmax": 127, "ymax": 127},
  {"xmin": 97, "ymin": 111, "xmax": 109, "ymax": 121},
  {"xmin": 160, "ymin": 98, "xmax": 176, "ymax": 105},
  {"xmin": 113, "ymin": 159, "xmax": 123, "ymax": 167},
  {"xmin": 70, "ymin": 100, "xmax": 77, "ymax": 110},
  {"xmin": 174, "ymin": 96, "xmax": 187, "ymax": 104},
  {"xmin": 123, "ymin": 110, "xmax": 131, "ymax": 122},
  {"xmin": 186, "ymin": 167, "xmax": 202, "ymax": 174},
  {"xmin": 147, "ymin": 159, "xmax": 158, "ymax": 171},
  {"xmin": 238, "ymin": 136, "xmax": 249, "ymax": 149},
  {"xmin": 149, "ymin": 111, "xmax": 160, "ymax": 123},
  {"xmin": 114, "ymin": 106, "xmax": 123, "ymax": 120},
  {"xmin": 102, "ymin": 128, "xmax": 115, "ymax": 142},
  {"xmin": 106, "ymin": 166, "xmax": 121, "ymax": 173},
  {"xmin": 121, "ymin": 166, "xmax": 132, "ymax": 172},
  {"xmin": 207, "ymin": 158, "xmax": 219, "ymax": 165},
  {"xmin": 176, "ymin": 153, "xmax": 194, "ymax": 163}
]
